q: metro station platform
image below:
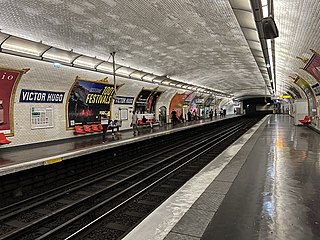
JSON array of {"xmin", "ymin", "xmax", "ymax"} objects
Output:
[
  {"xmin": 0, "ymin": 115, "xmax": 238, "ymax": 176},
  {"xmin": 123, "ymin": 114, "xmax": 320, "ymax": 240}
]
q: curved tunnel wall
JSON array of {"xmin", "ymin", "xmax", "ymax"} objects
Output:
[{"xmin": 0, "ymin": 53, "xmax": 179, "ymax": 146}]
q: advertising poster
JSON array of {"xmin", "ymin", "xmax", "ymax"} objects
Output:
[
  {"xmin": 204, "ymin": 95, "xmax": 214, "ymax": 106},
  {"xmin": 190, "ymin": 96, "xmax": 204, "ymax": 106},
  {"xmin": 169, "ymin": 93, "xmax": 188, "ymax": 119},
  {"xmin": 304, "ymin": 53, "xmax": 320, "ymax": 83},
  {"xmin": 135, "ymin": 89, "xmax": 162, "ymax": 113},
  {"xmin": 295, "ymin": 77, "xmax": 317, "ymax": 115},
  {"xmin": 0, "ymin": 67, "xmax": 28, "ymax": 135},
  {"xmin": 67, "ymin": 78, "xmax": 115, "ymax": 127},
  {"xmin": 183, "ymin": 91, "xmax": 196, "ymax": 104}
]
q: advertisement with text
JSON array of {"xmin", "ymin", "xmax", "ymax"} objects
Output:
[{"xmin": 67, "ymin": 79, "xmax": 115, "ymax": 127}]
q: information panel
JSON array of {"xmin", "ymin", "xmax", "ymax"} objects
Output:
[
  {"xmin": 31, "ymin": 106, "xmax": 54, "ymax": 129},
  {"xmin": 119, "ymin": 108, "xmax": 128, "ymax": 120}
]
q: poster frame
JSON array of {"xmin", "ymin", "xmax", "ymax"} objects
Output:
[{"xmin": 0, "ymin": 67, "xmax": 29, "ymax": 136}]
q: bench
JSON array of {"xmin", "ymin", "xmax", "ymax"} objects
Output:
[
  {"xmin": 138, "ymin": 119, "xmax": 148, "ymax": 126},
  {"xmin": 74, "ymin": 123, "xmax": 120, "ymax": 136},
  {"xmin": 74, "ymin": 125, "xmax": 86, "ymax": 135},
  {"xmin": 0, "ymin": 133, "xmax": 11, "ymax": 145},
  {"xmin": 137, "ymin": 118, "xmax": 159, "ymax": 128},
  {"xmin": 91, "ymin": 124, "xmax": 102, "ymax": 132},
  {"xmin": 299, "ymin": 115, "xmax": 311, "ymax": 124},
  {"xmin": 83, "ymin": 125, "xmax": 94, "ymax": 133}
]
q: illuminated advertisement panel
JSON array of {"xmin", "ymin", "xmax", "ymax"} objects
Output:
[
  {"xmin": 304, "ymin": 53, "xmax": 320, "ymax": 83},
  {"xmin": 204, "ymin": 95, "xmax": 214, "ymax": 106},
  {"xmin": 0, "ymin": 67, "xmax": 28, "ymax": 135},
  {"xmin": 67, "ymin": 78, "xmax": 115, "ymax": 127},
  {"xmin": 169, "ymin": 93, "xmax": 188, "ymax": 119},
  {"xmin": 183, "ymin": 91, "xmax": 196, "ymax": 104},
  {"xmin": 135, "ymin": 89, "xmax": 162, "ymax": 113}
]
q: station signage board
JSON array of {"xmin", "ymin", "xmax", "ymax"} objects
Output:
[
  {"xmin": 113, "ymin": 96, "xmax": 134, "ymax": 105},
  {"xmin": 20, "ymin": 89, "xmax": 64, "ymax": 103}
]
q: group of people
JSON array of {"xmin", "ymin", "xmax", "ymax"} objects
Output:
[
  {"xmin": 184, "ymin": 108, "xmax": 227, "ymax": 122},
  {"xmin": 208, "ymin": 108, "xmax": 226, "ymax": 120},
  {"xmin": 131, "ymin": 108, "xmax": 228, "ymax": 136}
]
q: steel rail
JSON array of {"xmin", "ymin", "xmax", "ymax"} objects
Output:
[
  {"xmin": 0, "ymin": 119, "xmax": 231, "ymax": 220},
  {"xmin": 0, "ymin": 118, "xmax": 251, "ymax": 240},
  {"xmin": 38, "ymin": 120, "xmax": 252, "ymax": 240}
]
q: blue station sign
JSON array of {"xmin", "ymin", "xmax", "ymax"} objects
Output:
[{"xmin": 19, "ymin": 89, "xmax": 65, "ymax": 103}]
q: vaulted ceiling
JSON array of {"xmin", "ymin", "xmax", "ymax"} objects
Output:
[{"xmin": 0, "ymin": 0, "xmax": 319, "ymax": 99}]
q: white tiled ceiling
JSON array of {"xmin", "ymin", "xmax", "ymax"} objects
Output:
[
  {"xmin": 274, "ymin": 0, "xmax": 320, "ymax": 95},
  {"xmin": 2, "ymin": 0, "xmax": 317, "ymax": 98}
]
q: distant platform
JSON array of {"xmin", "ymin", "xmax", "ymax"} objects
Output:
[{"xmin": 0, "ymin": 115, "xmax": 239, "ymax": 176}]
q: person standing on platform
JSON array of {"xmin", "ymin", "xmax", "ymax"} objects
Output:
[
  {"xmin": 159, "ymin": 112, "xmax": 162, "ymax": 127},
  {"xmin": 100, "ymin": 113, "xmax": 109, "ymax": 143},
  {"xmin": 193, "ymin": 110, "xmax": 198, "ymax": 121},
  {"xmin": 179, "ymin": 112, "xmax": 184, "ymax": 123},
  {"xmin": 131, "ymin": 111, "xmax": 139, "ymax": 135},
  {"xmin": 209, "ymin": 109, "xmax": 213, "ymax": 120},
  {"xmin": 214, "ymin": 109, "xmax": 217, "ymax": 118},
  {"xmin": 187, "ymin": 110, "xmax": 192, "ymax": 122},
  {"xmin": 220, "ymin": 108, "xmax": 223, "ymax": 118},
  {"xmin": 171, "ymin": 109, "xmax": 177, "ymax": 125}
]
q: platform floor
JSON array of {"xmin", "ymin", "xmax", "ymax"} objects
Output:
[
  {"xmin": 0, "ymin": 115, "xmax": 237, "ymax": 176},
  {"xmin": 123, "ymin": 114, "xmax": 320, "ymax": 240}
]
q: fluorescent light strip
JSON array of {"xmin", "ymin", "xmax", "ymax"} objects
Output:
[{"xmin": 0, "ymin": 32, "xmax": 232, "ymax": 97}]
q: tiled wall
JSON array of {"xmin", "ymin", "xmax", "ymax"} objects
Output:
[{"xmin": 0, "ymin": 53, "xmax": 175, "ymax": 147}]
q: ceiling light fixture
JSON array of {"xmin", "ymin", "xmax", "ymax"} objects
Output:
[{"xmin": 0, "ymin": 32, "xmax": 231, "ymax": 97}]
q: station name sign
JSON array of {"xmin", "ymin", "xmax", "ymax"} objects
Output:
[
  {"xmin": 19, "ymin": 89, "xmax": 65, "ymax": 103},
  {"xmin": 113, "ymin": 96, "xmax": 134, "ymax": 105}
]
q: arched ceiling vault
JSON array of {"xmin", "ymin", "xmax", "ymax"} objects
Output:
[{"xmin": 0, "ymin": 0, "xmax": 319, "ymax": 99}]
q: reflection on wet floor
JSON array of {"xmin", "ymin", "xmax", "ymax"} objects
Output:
[{"xmin": 202, "ymin": 115, "xmax": 320, "ymax": 240}]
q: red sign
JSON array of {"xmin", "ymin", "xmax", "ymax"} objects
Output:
[
  {"xmin": 0, "ymin": 68, "xmax": 26, "ymax": 134},
  {"xmin": 169, "ymin": 93, "xmax": 188, "ymax": 118}
]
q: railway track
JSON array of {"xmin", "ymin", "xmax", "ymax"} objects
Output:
[{"xmin": 0, "ymin": 117, "xmax": 261, "ymax": 240}]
